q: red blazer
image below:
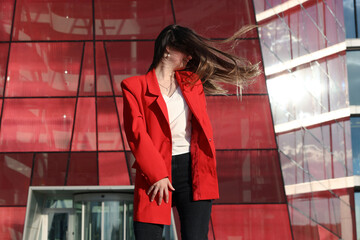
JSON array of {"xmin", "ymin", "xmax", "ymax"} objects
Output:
[{"xmin": 121, "ymin": 69, "xmax": 219, "ymax": 225}]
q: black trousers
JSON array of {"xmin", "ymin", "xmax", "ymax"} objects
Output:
[{"xmin": 134, "ymin": 153, "xmax": 212, "ymax": 240}]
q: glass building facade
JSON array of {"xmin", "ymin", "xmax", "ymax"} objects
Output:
[{"xmin": 0, "ymin": 0, "xmax": 358, "ymax": 239}]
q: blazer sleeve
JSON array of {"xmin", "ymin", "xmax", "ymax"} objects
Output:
[{"xmin": 121, "ymin": 80, "xmax": 169, "ymax": 186}]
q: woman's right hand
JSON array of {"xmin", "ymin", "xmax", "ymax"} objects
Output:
[{"xmin": 147, "ymin": 178, "xmax": 175, "ymax": 206}]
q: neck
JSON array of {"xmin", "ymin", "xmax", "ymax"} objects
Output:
[{"xmin": 154, "ymin": 63, "xmax": 175, "ymax": 84}]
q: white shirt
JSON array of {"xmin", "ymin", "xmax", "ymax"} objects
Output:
[{"xmin": 162, "ymin": 86, "xmax": 192, "ymax": 156}]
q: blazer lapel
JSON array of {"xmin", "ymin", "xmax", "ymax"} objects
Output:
[
  {"xmin": 175, "ymin": 71, "xmax": 203, "ymax": 125},
  {"xmin": 145, "ymin": 69, "xmax": 170, "ymax": 124}
]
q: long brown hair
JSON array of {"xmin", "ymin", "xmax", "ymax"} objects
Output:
[{"xmin": 148, "ymin": 24, "xmax": 260, "ymax": 95}]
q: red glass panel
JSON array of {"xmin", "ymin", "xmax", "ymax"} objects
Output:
[
  {"xmin": 66, "ymin": 152, "xmax": 97, "ymax": 185},
  {"xmin": 0, "ymin": 0, "xmax": 14, "ymax": 41},
  {"xmin": 0, "ymin": 43, "xmax": 9, "ymax": 96},
  {"xmin": 0, "ymin": 207, "xmax": 26, "ymax": 240},
  {"xmin": 71, "ymin": 98, "xmax": 96, "ymax": 151},
  {"xmin": 115, "ymin": 97, "xmax": 130, "ymax": 150},
  {"xmin": 174, "ymin": 0, "xmax": 257, "ymax": 38},
  {"xmin": 206, "ymin": 95, "xmax": 276, "ymax": 149},
  {"xmin": 106, "ymin": 41, "xmax": 154, "ymax": 95},
  {"xmin": 95, "ymin": 0, "xmax": 173, "ymax": 40},
  {"xmin": 97, "ymin": 97, "xmax": 123, "ymax": 151},
  {"xmin": 0, "ymin": 153, "xmax": 32, "ymax": 205},
  {"xmin": 6, "ymin": 42, "xmax": 82, "ymax": 97},
  {"xmin": 0, "ymin": 98, "xmax": 75, "ymax": 152},
  {"xmin": 288, "ymin": 192, "xmax": 314, "ymax": 224},
  {"xmin": 98, "ymin": 152, "xmax": 130, "ymax": 185},
  {"xmin": 215, "ymin": 150, "xmax": 285, "ymax": 204},
  {"xmin": 32, "ymin": 153, "xmax": 68, "ymax": 186},
  {"xmin": 211, "ymin": 204, "xmax": 292, "ymax": 239},
  {"xmin": 79, "ymin": 42, "xmax": 95, "ymax": 96},
  {"xmin": 312, "ymin": 191, "xmax": 342, "ymax": 237},
  {"xmin": 96, "ymin": 41, "xmax": 112, "ymax": 96},
  {"xmin": 12, "ymin": 0, "xmax": 93, "ymax": 41},
  {"xmin": 288, "ymin": 205, "xmax": 320, "ymax": 240},
  {"xmin": 318, "ymin": 225, "xmax": 338, "ymax": 240}
]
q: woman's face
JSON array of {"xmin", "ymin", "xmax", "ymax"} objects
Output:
[{"xmin": 166, "ymin": 49, "xmax": 192, "ymax": 70}]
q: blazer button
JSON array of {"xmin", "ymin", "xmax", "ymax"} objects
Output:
[{"xmin": 209, "ymin": 138, "xmax": 212, "ymax": 142}]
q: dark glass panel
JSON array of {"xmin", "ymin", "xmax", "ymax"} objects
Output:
[
  {"xmin": 79, "ymin": 42, "xmax": 95, "ymax": 96},
  {"xmin": 96, "ymin": 41, "xmax": 112, "ymax": 96},
  {"xmin": 215, "ymin": 150, "xmax": 285, "ymax": 204},
  {"xmin": 0, "ymin": 98, "xmax": 75, "ymax": 152},
  {"xmin": 0, "ymin": 0, "xmax": 14, "ymax": 41},
  {"xmin": 66, "ymin": 152, "xmax": 97, "ymax": 185},
  {"xmin": 97, "ymin": 97, "xmax": 123, "ymax": 151},
  {"xmin": 211, "ymin": 204, "xmax": 292, "ymax": 239},
  {"xmin": 357, "ymin": 0, "xmax": 360, "ymax": 38},
  {"xmin": 206, "ymin": 95, "xmax": 276, "ymax": 149},
  {"xmin": 106, "ymin": 41, "xmax": 154, "ymax": 96},
  {"xmin": 343, "ymin": 0, "xmax": 356, "ymax": 38},
  {"xmin": 0, "ymin": 153, "xmax": 32, "ymax": 205},
  {"xmin": 94, "ymin": 0, "xmax": 173, "ymax": 40},
  {"xmin": 0, "ymin": 207, "xmax": 26, "ymax": 240},
  {"xmin": 347, "ymin": 51, "xmax": 360, "ymax": 105},
  {"xmin": 12, "ymin": 0, "xmax": 93, "ymax": 41},
  {"xmin": 98, "ymin": 152, "xmax": 130, "ymax": 185},
  {"xmin": 115, "ymin": 97, "xmax": 129, "ymax": 150},
  {"xmin": 72, "ymin": 97, "xmax": 96, "ymax": 151},
  {"xmin": 0, "ymin": 44, "xmax": 9, "ymax": 96},
  {"xmin": 6, "ymin": 42, "xmax": 82, "ymax": 97},
  {"xmin": 174, "ymin": 0, "xmax": 257, "ymax": 38},
  {"xmin": 32, "ymin": 153, "xmax": 68, "ymax": 186}
]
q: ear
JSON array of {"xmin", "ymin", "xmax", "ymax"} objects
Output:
[{"xmin": 165, "ymin": 46, "xmax": 170, "ymax": 54}]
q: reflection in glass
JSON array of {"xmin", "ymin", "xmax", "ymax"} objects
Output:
[
  {"xmin": 48, "ymin": 213, "xmax": 68, "ymax": 240},
  {"xmin": 74, "ymin": 195, "xmax": 134, "ymax": 240},
  {"xmin": 6, "ymin": 42, "xmax": 82, "ymax": 97},
  {"xmin": 13, "ymin": 0, "xmax": 93, "ymax": 41},
  {"xmin": 347, "ymin": 51, "xmax": 360, "ymax": 105},
  {"xmin": 0, "ymin": 98, "xmax": 76, "ymax": 152},
  {"xmin": 94, "ymin": 0, "xmax": 173, "ymax": 40}
]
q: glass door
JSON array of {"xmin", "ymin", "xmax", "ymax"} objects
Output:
[
  {"xmin": 74, "ymin": 193, "xmax": 134, "ymax": 240},
  {"xmin": 44, "ymin": 209, "xmax": 75, "ymax": 240}
]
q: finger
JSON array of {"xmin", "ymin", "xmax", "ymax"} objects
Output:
[
  {"xmin": 165, "ymin": 187, "xmax": 169, "ymax": 203},
  {"xmin": 158, "ymin": 188, "xmax": 163, "ymax": 206},
  {"xmin": 147, "ymin": 185, "xmax": 154, "ymax": 196},
  {"xmin": 151, "ymin": 186, "xmax": 158, "ymax": 202},
  {"xmin": 168, "ymin": 182, "xmax": 175, "ymax": 191}
]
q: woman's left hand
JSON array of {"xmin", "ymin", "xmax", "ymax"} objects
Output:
[{"xmin": 147, "ymin": 177, "xmax": 175, "ymax": 206}]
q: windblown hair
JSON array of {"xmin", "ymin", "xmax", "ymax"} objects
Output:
[{"xmin": 148, "ymin": 24, "xmax": 261, "ymax": 95}]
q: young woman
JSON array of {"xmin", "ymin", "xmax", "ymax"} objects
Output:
[{"xmin": 121, "ymin": 24, "xmax": 259, "ymax": 240}]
